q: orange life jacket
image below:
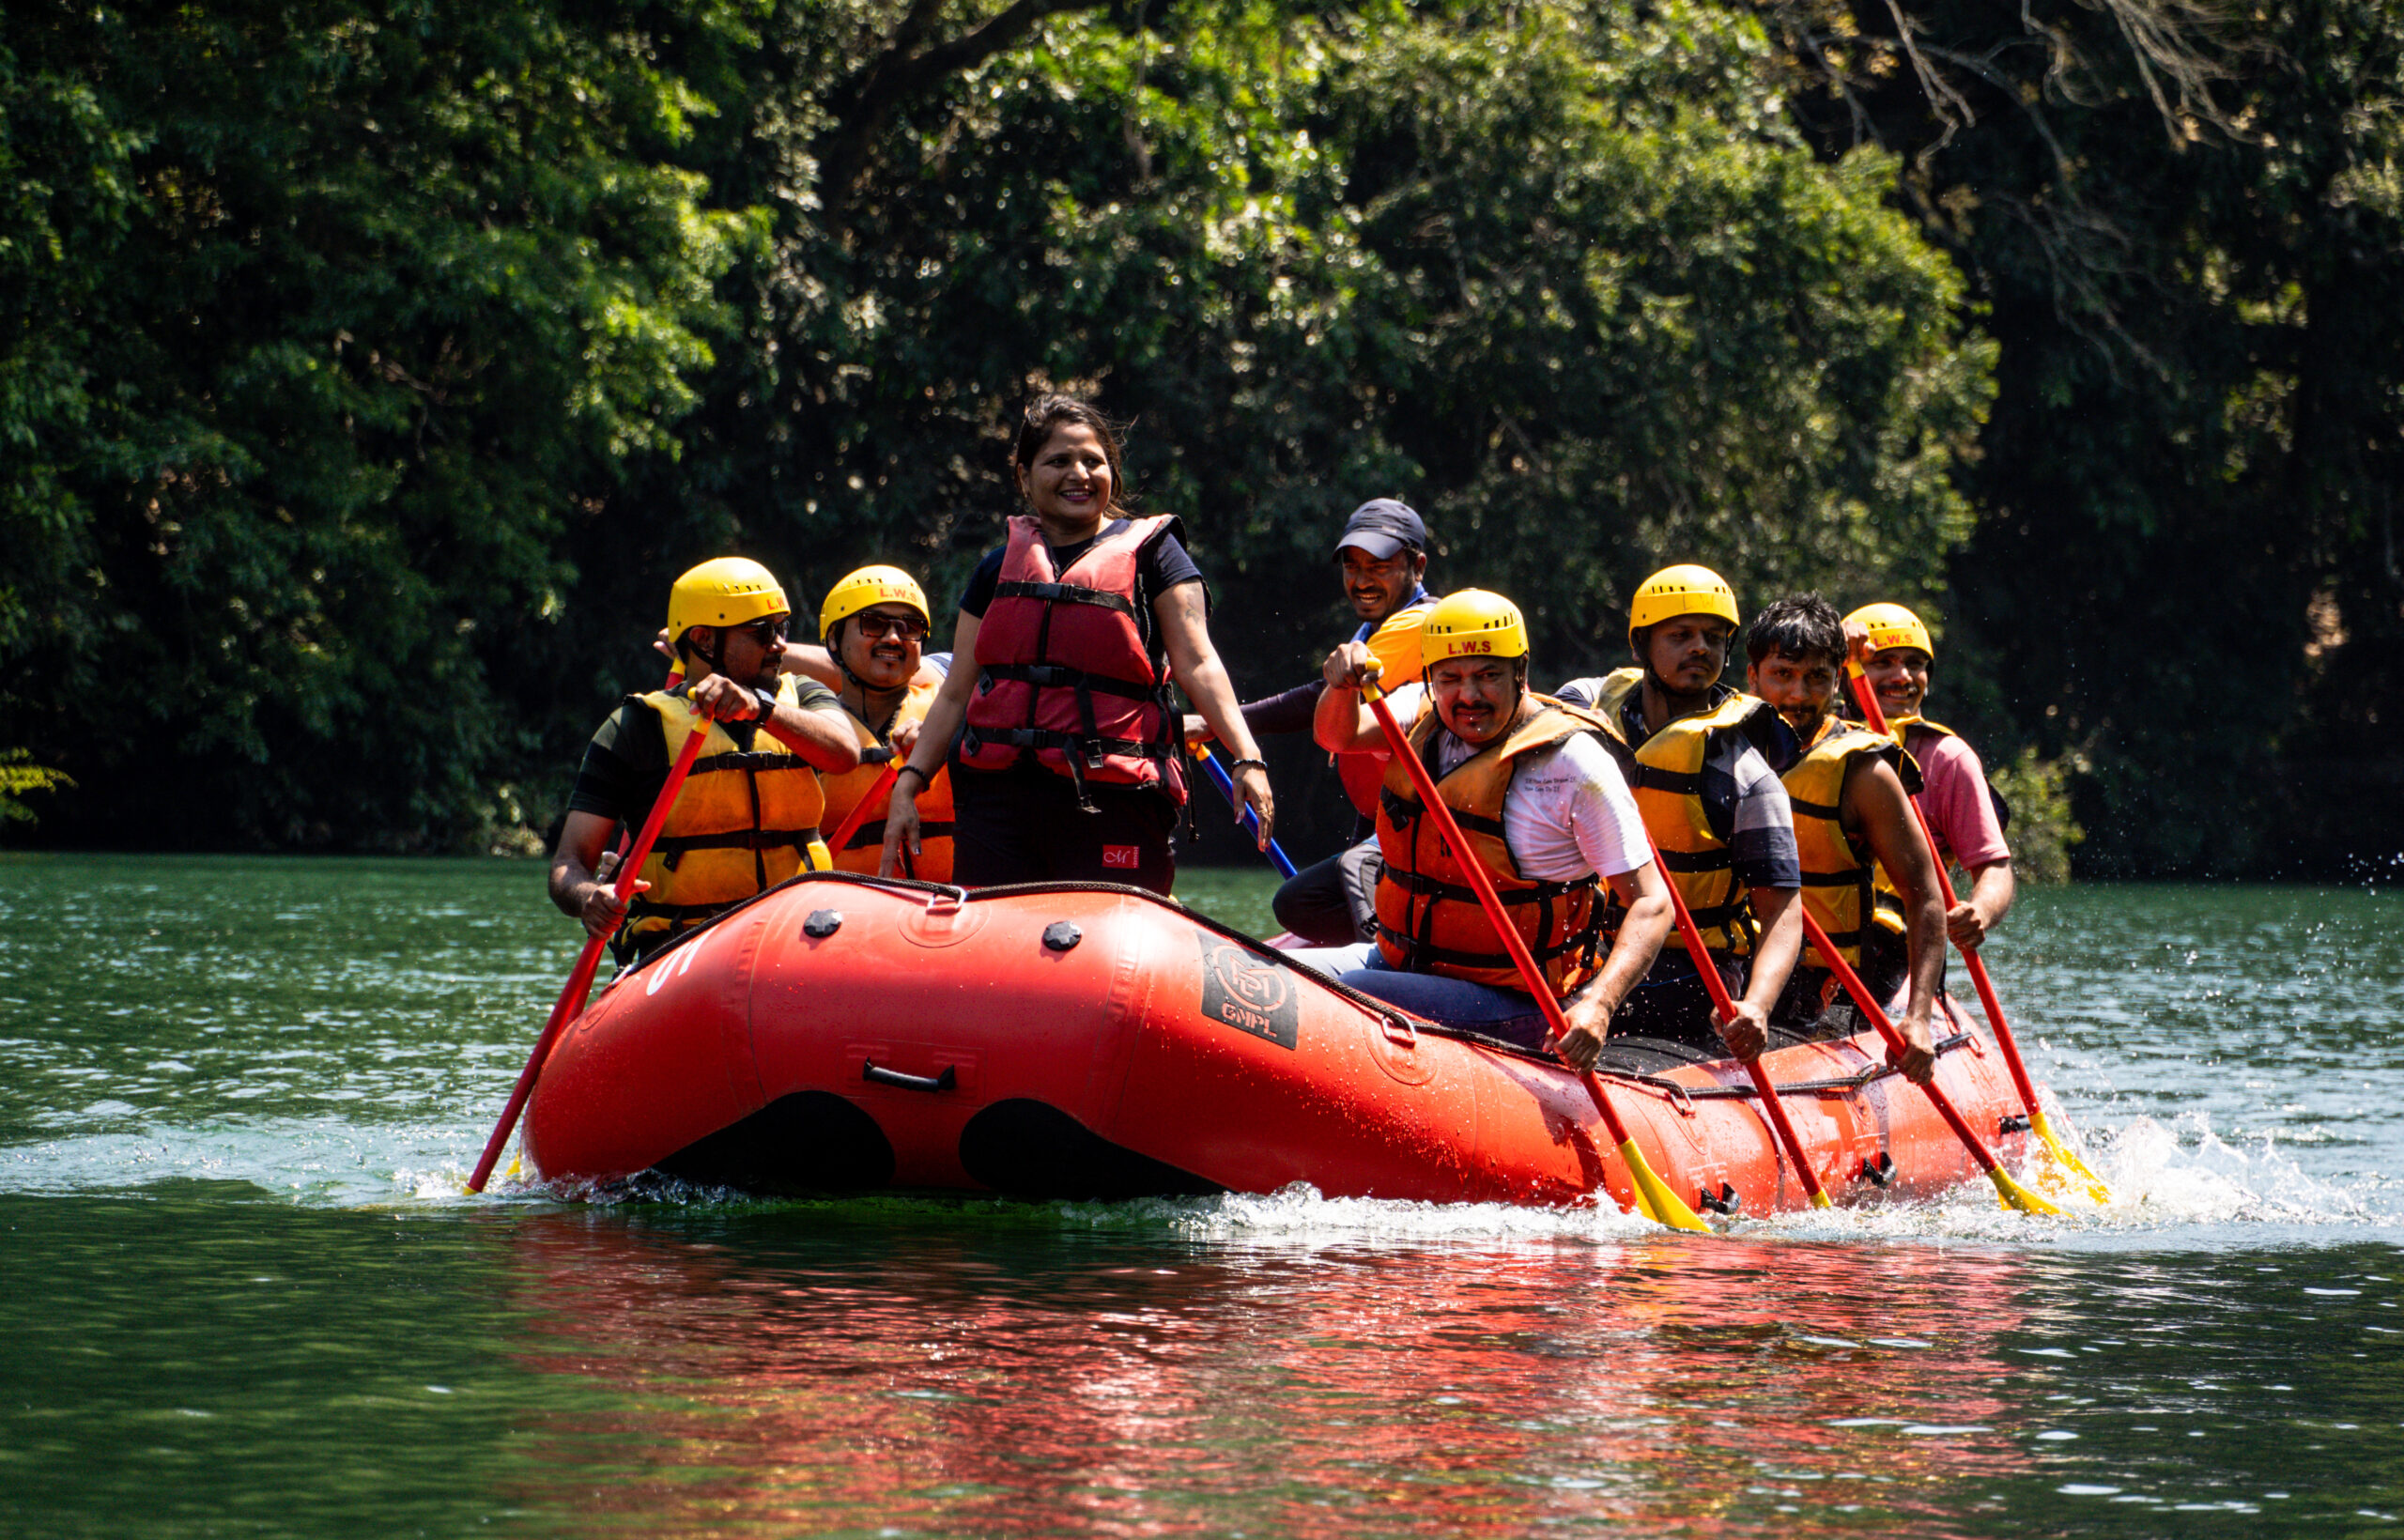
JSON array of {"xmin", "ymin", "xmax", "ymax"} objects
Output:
[
  {"xmin": 821, "ymin": 678, "xmax": 955, "ymax": 882},
  {"xmin": 1782, "ymin": 715, "xmax": 1920, "ymax": 969},
  {"xmin": 1335, "ymin": 596, "xmax": 1437, "ymax": 819},
  {"xmin": 1372, "ymin": 698, "xmax": 1615, "ymax": 997}
]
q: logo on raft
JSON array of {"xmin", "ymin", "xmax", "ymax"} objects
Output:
[{"xmin": 1196, "ymin": 933, "xmax": 1299, "ymax": 1050}]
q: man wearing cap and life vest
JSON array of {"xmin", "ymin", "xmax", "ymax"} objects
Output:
[
  {"xmin": 1553, "ymin": 566, "xmax": 1803, "ymax": 1058},
  {"xmin": 1745, "ymin": 595, "xmax": 1945, "ymax": 1082},
  {"xmin": 1214, "ymin": 499, "xmax": 1440, "ymax": 945},
  {"xmin": 550, "ymin": 559, "xmax": 860, "ymax": 964},
  {"xmin": 800, "ymin": 566, "xmax": 958, "ymax": 881},
  {"xmin": 1844, "ymin": 602, "xmax": 2016, "ymax": 951},
  {"xmin": 1294, "ymin": 590, "xmax": 1672, "ymax": 1067}
]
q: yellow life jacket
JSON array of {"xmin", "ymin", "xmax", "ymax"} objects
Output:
[
  {"xmin": 1587, "ymin": 668, "xmax": 1783, "ymax": 956},
  {"xmin": 1782, "ymin": 715, "xmax": 1921, "ymax": 968},
  {"xmin": 621, "ymin": 680, "xmax": 831, "ymax": 959},
  {"xmin": 1372, "ymin": 697, "xmax": 1616, "ymax": 997},
  {"xmin": 820, "ymin": 679, "xmax": 956, "ymax": 882}
]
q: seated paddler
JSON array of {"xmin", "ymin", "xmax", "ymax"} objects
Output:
[
  {"xmin": 1745, "ymin": 595, "xmax": 1945, "ymax": 1083},
  {"xmin": 550, "ymin": 558, "xmax": 861, "ymax": 965},
  {"xmin": 1843, "ymin": 602, "xmax": 2016, "ymax": 954},
  {"xmin": 1288, "ymin": 589, "xmax": 1673, "ymax": 1070},
  {"xmin": 1553, "ymin": 565, "xmax": 1803, "ymax": 1060},
  {"xmin": 787, "ymin": 565, "xmax": 957, "ymax": 881}
]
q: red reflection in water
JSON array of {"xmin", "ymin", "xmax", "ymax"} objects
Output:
[{"xmin": 490, "ymin": 1214, "xmax": 2034, "ymax": 1536}]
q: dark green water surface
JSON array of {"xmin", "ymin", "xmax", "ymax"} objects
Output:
[{"xmin": 3, "ymin": 855, "xmax": 2400, "ymax": 1536}]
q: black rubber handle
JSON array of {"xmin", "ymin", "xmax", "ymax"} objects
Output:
[{"xmin": 862, "ymin": 1059, "xmax": 957, "ymax": 1093}]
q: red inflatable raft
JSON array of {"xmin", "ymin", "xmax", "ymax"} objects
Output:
[{"xmin": 521, "ymin": 873, "xmax": 2037, "ymax": 1214}]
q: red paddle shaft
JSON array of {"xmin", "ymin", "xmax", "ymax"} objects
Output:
[
  {"xmin": 826, "ymin": 761, "xmax": 901, "ymax": 857},
  {"xmin": 1795, "ymin": 906, "xmax": 2014, "ymax": 1182},
  {"xmin": 1645, "ymin": 838, "xmax": 1831, "ymax": 1207},
  {"xmin": 1844, "ymin": 671, "xmax": 2046, "ymax": 1122},
  {"xmin": 1362, "ymin": 693, "xmax": 1641, "ymax": 1148},
  {"xmin": 467, "ymin": 718, "xmax": 712, "ymax": 1193}
]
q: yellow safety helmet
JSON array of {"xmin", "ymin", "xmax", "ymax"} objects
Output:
[
  {"xmin": 1844, "ymin": 602, "xmax": 1934, "ymax": 661},
  {"xmin": 820, "ymin": 565, "xmax": 931, "ymax": 644},
  {"xmin": 1628, "ymin": 564, "xmax": 1740, "ymax": 639},
  {"xmin": 1419, "ymin": 589, "xmax": 1529, "ymax": 671},
  {"xmin": 667, "ymin": 557, "xmax": 790, "ymax": 642}
]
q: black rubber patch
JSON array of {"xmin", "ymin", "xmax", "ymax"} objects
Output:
[
  {"xmin": 803, "ymin": 909, "xmax": 843, "ymax": 938},
  {"xmin": 958, "ymin": 1099, "xmax": 1222, "ymax": 1201},
  {"xmin": 1196, "ymin": 932, "xmax": 1299, "ymax": 1049},
  {"xmin": 652, "ymin": 1090, "xmax": 895, "ymax": 1194},
  {"xmin": 1042, "ymin": 920, "xmax": 1081, "ymax": 951}
]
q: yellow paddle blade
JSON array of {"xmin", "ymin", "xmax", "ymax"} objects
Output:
[
  {"xmin": 2033, "ymin": 1110, "xmax": 2114, "ymax": 1204},
  {"xmin": 1985, "ymin": 1163, "xmax": 2065, "ymax": 1216},
  {"xmin": 1616, "ymin": 1138, "xmax": 1716, "ymax": 1233},
  {"xmin": 1809, "ymin": 1190, "xmax": 1834, "ymax": 1209}
]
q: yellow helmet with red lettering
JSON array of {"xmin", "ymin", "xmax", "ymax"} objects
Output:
[
  {"xmin": 819, "ymin": 565, "xmax": 931, "ymax": 644},
  {"xmin": 1628, "ymin": 564, "xmax": 1739, "ymax": 639},
  {"xmin": 667, "ymin": 558, "xmax": 790, "ymax": 642},
  {"xmin": 1844, "ymin": 602, "xmax": 1934, "ymax": 661},
  {"xmin": 1419, "ymin": 589, "xmax": 1528, "ymax": 671}
]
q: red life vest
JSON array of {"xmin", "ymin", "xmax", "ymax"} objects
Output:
[{"xmin": 960, "ymin": 515, "xmax": 1189, "ymax": 805}]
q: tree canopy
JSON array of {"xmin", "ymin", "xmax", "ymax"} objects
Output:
[{"xmin": 4, "ymin": 0, "xmax": 2396, "ymax": 873}]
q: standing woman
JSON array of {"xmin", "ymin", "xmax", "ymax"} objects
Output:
[{"xmin": 882, "ymin": 394, "xmax": 1272, "ymax": 892}]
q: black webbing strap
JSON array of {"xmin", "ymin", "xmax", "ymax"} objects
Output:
[
  {"xmin": 979, "ymin": 662, "xmax": 1158, "ymax": 700},
  {"xmin": 647, "ymin": 825, "xmax": 820, "ymax": 858},
  {"xmin": 992, "ymin": 579, "xmax": 1136, "ymax": 618},
  {"xmin": 841, "ymin": 818, "xmax": 956, "ymax": 852},
  {"xmin": 1654, "ymin": 846, "xmax": 1734, "ymax": 874}
]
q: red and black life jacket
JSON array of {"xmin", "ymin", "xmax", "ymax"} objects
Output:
[{"xmin": 959, "ymin": 515, "xmax": 1189, "ymax": 806}]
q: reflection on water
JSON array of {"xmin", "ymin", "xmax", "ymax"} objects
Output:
[{"xmin": 4, "ymin": 858, "xmax": 2404, "ymax": 1534}]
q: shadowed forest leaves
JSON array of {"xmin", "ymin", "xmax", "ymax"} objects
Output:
[{"xmin": 2, "ymin": 0, "xmax": 2397, "ymax": 871}]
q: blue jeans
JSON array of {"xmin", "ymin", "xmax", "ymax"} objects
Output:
[{"xmin": 1285, "ymin": 943, "xmax": 1553, "ymax": 1053}]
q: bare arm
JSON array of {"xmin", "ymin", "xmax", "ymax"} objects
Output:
[
  {"xmin": 1952, "ymin": 858, "xmax": 2016, "ymax": 950},
  {"xmin": 1156, "ymin": 580, "xmax": 1273, "ymax": 849},
  {"xmin": 778, "ymin": 641, "xmax": 948, "ymax": 693},
  {"xmin": 548, "ymin": 809, "xmax": 645, "ymax": 941},
  {"xmin": 1853, "ymin": 757, "xmax": 1946, "ymax": 1083},
  {"xmin": 1732, "ymin": 886, "xmax": 1803, "ymax": 1058},
  {"xmin": 686, "ymin": 673, "xmax": 860, "ymax": 774},
  {"xmin": 1556, "ymin": 861, "xmax": 1672, "ymax": 1068},
  {"xmin": 1312, "ymin": 640, "xmax": 1387, "ymax": 754},
  {"xmin": 881, "ymin": 609, "xmax": 981, "ymax": 876}
]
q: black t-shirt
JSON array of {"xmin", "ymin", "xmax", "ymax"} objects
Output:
[{"xmin": 565, "ymin": 677, "xmax": 841, "ymax": 830}]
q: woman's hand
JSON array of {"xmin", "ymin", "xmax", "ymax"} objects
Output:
[
  {"xmin": 879, "ymin": 778, "xmax": 923, "ymax": 877},
  {"xmin": 1230, "ymin": 762, "xmax": 1274, "ymax": 853}
]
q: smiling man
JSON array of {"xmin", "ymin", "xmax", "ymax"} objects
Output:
[
  {"xmin": 1746, "ymin": 594, "xmax": 1943, "ymax": 1081},
  {"xmin": 1290, "ymin": 590, "xmax": 1672, "ymax": 1068},
  {"xmin": 1213, "ymin": 499, "xmax": 1441, "ymax": 945},
  {"xmin": 1552, "ymin": 565, "xmax": 1802, "ymax": 1059},
  {"xmin": 550, "ymin": 558, "xmax": 861, "ymax": 966}
]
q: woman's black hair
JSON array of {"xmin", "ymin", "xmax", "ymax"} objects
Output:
[{"xmin": 1012, "ymin": 394, "xmax": 1132, "ymax": 516}]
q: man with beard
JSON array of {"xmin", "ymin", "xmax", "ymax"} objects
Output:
[
  {"xmin": 1746, "ymin": 594, "xmax": 1942, "ymax": 1082},
  {"xmin": 550, "ymin": 559, "xmax": 860, "ymax": 965},
  {"xmin": 1290, "ymin": 590, "xmax": 1672, "ymax": 1068},
  {"xmin": 1552, "ymin": 566, "xmax": 1802, "ymax": 1060}
]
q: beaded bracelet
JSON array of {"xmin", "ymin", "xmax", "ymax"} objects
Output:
[{"xmin": 1224, "ymin": 757, "xmax": 1268, "ymax": 774}]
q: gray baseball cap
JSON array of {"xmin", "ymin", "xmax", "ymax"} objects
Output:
[{"xmin": 1333, "ymin": 499, "xmax": 1426, "ymax": 560}]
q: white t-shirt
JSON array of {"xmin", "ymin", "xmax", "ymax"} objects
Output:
[{"xmin": 1378, "ymin": 685, "xmax": 1651, "ymax": 883}]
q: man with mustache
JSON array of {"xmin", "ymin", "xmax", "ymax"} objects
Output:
[
  {"xmin": 1293, "ymin": 590, "xmax": 1672, "ymax": 1067},
  {"xmin": 1552, "ymin": 566, "xmax": 1803, "ymax": 1060}
]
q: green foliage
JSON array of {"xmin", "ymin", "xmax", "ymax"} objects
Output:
[
  {"xmin": 0, "ymin": 749, "xmax": 72, "ymax": 826},
  {"xmin": 1988, "ymin": 747, "xmax": 2083, "ymax": 886}
]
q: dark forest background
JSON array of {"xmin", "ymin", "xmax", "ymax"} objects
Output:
[{"xmin": 4, "ymin": 0, "xmax": 2398, "ymax": 874}]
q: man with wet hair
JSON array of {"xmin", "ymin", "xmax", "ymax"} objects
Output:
[{"xmin": 1744, "ymin": 594, "xmax": 1943, "ymax": 1082}]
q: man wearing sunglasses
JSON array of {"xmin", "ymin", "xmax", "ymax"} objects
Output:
[{"xmin": 550, "ymin": 558, "xmax": 860, "ymax": 964}]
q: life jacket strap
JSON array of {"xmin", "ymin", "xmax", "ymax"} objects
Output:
[
  {"xmin": 991, "ymin": 578, "xmax": 1137, "ymax": 618},
  {"xmin": 648, "ymin": 825, "xmax": 822, "ymax": 858},
  {"xmin": 979, "ymin": 662, "xmax": 1159, "ymax": 700}
]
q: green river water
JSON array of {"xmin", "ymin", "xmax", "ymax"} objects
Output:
[{"xmin": 3, "ymin": 855, "xmax": 2400, "ymax": 1537}]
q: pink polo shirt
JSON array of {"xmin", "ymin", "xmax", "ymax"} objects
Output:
[{"xmin": 1908, "ymin": 729, "xmax": 2011, "ymax": 870}]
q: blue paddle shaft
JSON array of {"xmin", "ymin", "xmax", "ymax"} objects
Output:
[{"xmin": 1200, "ymin": 749, "xmax": 1297, "ymax": 879}]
